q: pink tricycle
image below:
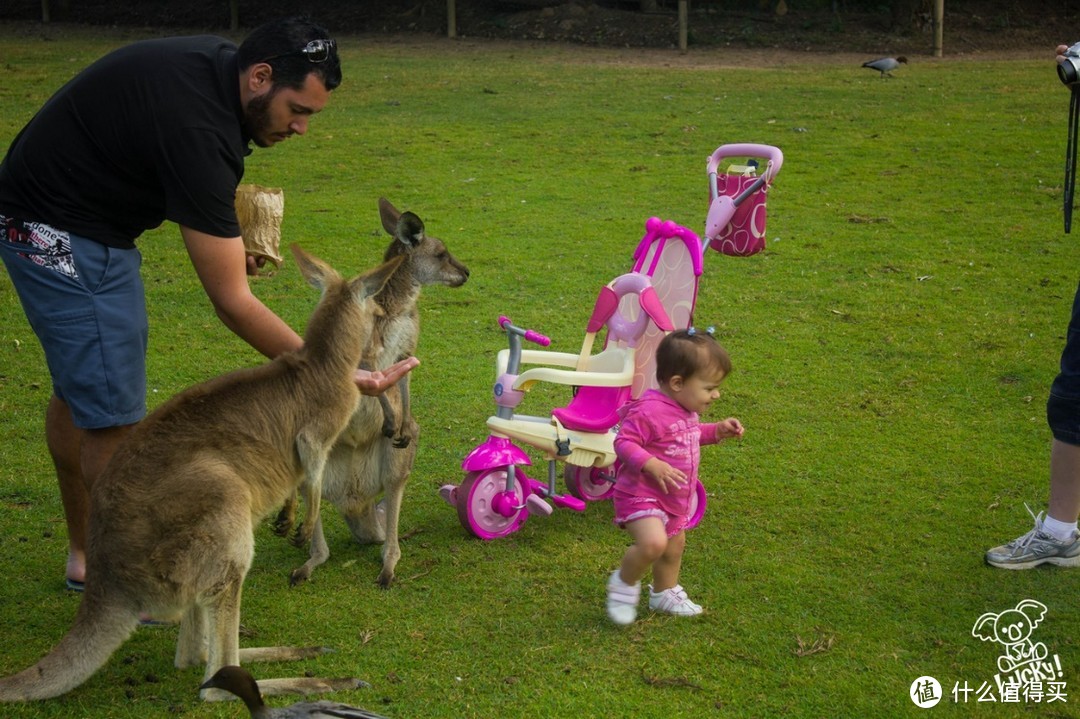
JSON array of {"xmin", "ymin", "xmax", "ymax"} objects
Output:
[
  {"xmin": 439, "ymin": 142, "xmax": 782, "ymax": 540},
  {"xmin": 438, "ymin": 270, "xmax": 674, "ymax": 540}
]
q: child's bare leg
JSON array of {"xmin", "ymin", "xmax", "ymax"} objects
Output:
[
  {"xmin": 619, "ymin": 517, "xmax": 668, "ymax": 584},
  {"xmin": 608, "ymin": 516, "xmax": 668, "ymax": 625},
  {"xmin": 650, "ymin": 530, "xmax": 686, "ymax": 592}
]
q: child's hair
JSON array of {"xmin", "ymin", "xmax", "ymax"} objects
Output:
[{"xmin": 655, "ymin": 329, "xmax": 732, "ymax": 384}]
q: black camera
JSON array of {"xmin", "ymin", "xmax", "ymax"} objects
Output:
[{"xmin": 1059, "ymin": 42, "xmax": 1080, "ymax": 85}]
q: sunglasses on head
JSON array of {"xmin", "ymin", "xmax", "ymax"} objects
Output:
[{"xmin": 264, "ymin": 38, "xmax": 336, "ymax": 64}]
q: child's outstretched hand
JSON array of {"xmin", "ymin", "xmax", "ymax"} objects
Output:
[
  {"xmin": 643, "ymin": 457, "xmax": 687, "ymax": 494},
  {"xmin": 718, "ymin": 417, "xmax": 744, "ymax": 439}
]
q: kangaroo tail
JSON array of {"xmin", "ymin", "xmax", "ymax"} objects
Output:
[{"xmin": 0, "ymin": 595, "xmax": 140, "ymax": 701}]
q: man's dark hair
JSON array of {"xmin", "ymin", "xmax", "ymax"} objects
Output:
[{"xmin": 238, "ymin": 16, "xmax": 342, "ymax": 92}]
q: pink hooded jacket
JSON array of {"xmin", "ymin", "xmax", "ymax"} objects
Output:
[{"xmin": 613, "ymin": 389, "xmax": 721, "ymax": 518}]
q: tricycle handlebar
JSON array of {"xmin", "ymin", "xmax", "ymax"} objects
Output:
[{"xmin": 498, "ymin": 315, "xmax": 551, "ymax": 347}]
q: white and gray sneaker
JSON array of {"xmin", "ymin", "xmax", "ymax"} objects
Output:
[
  {"xmin": 985, "ymin": 505, "xmax": 1080, "ymax": 570},
  {"xmin": 648, "ymin": 584, "xmax": 703, "ymax": 616},
  {"xmin": 606, "ymin": 570, "xmax": 641, "ymax": 625}
]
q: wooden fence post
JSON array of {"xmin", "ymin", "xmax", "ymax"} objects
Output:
[
  {"xmin": 678, "ymin": 0, "xmax": 688, "ymax": 53},
  {"xmin": 933, "ymin": 0, "xmax": 944, "ymax": 57}
]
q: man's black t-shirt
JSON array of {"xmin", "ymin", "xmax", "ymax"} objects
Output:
[{"xmin": 0, "ymin": 35, "xmax": 251, "ymax": 249}]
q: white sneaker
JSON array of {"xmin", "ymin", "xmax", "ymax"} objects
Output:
[
  {"xmin": 606, "ymin": 570, "xmax": 640, "ymax": 625},
  {"xmin": 649, "ymin": 584, "xmax": 703, "ymax": 616}
]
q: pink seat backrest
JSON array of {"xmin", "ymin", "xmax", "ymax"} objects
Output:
[{"xmin": 624, "ymin": 218, "xmax": 703, "ymax": 397}]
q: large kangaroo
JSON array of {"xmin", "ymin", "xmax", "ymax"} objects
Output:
[
  {"xmin": 281, "ymin": 198, "xmax": 469, "ymax": 588},
  {"xmin": 0, "ymin": 247, "xmax": 402, "ymax": 702}
]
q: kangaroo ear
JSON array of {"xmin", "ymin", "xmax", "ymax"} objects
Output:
[
  {"xmin": 352, "ymin": 255, "xmax": 405, "ymax": 301},
  {"xmin": 971, "ymin": 612, "xmax": 999, "ymax": 642},
  {"xmin": 1016, "ymin": 599, "xmax": 1048, "ymax": 629},
  {"xmin": 396, "ymin": 211, "xmax": 425, "ymax": 249},
  {"xmin": 378, "ymin": 197, "xmax": 400, "ymax": 235},
  {"xmin": 291, "ymin": 244, "xmax": 338, "ymax": 291}
]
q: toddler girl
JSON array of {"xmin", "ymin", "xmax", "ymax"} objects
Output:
[{"xmin": 606, "ymin": 328, "xmax": 743, "ymax": 624}]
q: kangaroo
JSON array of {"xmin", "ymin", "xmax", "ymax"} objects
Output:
[
  {"xmin": 0, "ymin": 247, "xmax": 402, "ymax": 702},
  {"xmin": 279, "ymin": 198, "xmax": 469, "ymax": 588}
]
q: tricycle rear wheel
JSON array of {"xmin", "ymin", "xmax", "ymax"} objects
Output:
[{"xmin": 564, "ymin": 464, "xmax": 617, "ymax": 502}]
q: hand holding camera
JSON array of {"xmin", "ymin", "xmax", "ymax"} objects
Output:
[{"xmin": 1059, "ymin": 43, "xmax": 1080, "ymax": 86}]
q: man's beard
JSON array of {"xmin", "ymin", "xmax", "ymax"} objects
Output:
[{"xmin": 244, "ymin": 92, "xmax": 275, "ymax": 148}]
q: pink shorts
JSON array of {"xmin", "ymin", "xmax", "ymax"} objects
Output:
[{"xmin": 612, "ymin": 495, "xmax": 689, "ymax": 538}]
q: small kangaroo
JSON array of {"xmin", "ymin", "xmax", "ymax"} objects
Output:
[
  {"xmin": 280, "ymin": 198, "xmax": 469, "ymax": 588},
  {"xmin": 0, "ymin": 247, "xmax": 402, "ymax": 702}
]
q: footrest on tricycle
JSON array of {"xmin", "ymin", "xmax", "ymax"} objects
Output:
[{"xmin": 526, "ymin": 494, "xmax": 554, "ymax": 517}]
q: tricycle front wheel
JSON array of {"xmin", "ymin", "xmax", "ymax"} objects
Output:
[{"xmin": 457, "ymin": 468, "xmax": 529, "ymax": 540}]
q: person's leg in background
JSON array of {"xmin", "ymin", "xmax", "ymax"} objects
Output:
[{"xmin": 986, "ymin": 279, "xmax": 1080, "ymax": 568}]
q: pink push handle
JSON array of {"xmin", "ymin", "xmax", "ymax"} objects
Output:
[
  {"xmin": 706, "ymin": 143, "xmax": 784, "ymax": 179},
  {"xmin": 498, "ymin": 315, "xmax": 551, "ymax": 346}
]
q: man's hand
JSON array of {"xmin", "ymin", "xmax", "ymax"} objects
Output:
[
  {"xmin": 354, "ymin": 357, "xmax": 420, "ymax": 396},
  {"xmin": 246, "ymin": 254, "xmax": 268, "ymax": 276}
]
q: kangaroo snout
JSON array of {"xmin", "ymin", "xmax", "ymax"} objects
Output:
[{"xmin": 445, "ymin": 256, "xmax": 470, "ymax": 287}]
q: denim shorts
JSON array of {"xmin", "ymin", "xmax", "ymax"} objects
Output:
[{"xmin": 0, "ymin": 215, "xmax": 147, "ymax": 429}]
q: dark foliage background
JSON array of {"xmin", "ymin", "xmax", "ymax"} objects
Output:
[{"xmin": 0, "ymin": 0, "xmax": 1074, "ymax": 53}]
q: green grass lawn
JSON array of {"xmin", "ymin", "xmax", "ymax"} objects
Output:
[{"xmin": 1, "ymin": 24, "xmax": 1079, "ymax": 718}]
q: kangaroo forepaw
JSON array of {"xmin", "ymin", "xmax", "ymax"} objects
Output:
[
  {"xmin": 290, "ymin": 523, "xmax": 309, "ymax": 548},
  {"xmin": 392, "ymin": 434, "xmax": 411, "ymax": 449},
  {"xmin": 273, "ymin": 509, "xmax": 293, "ymax": 537}
]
